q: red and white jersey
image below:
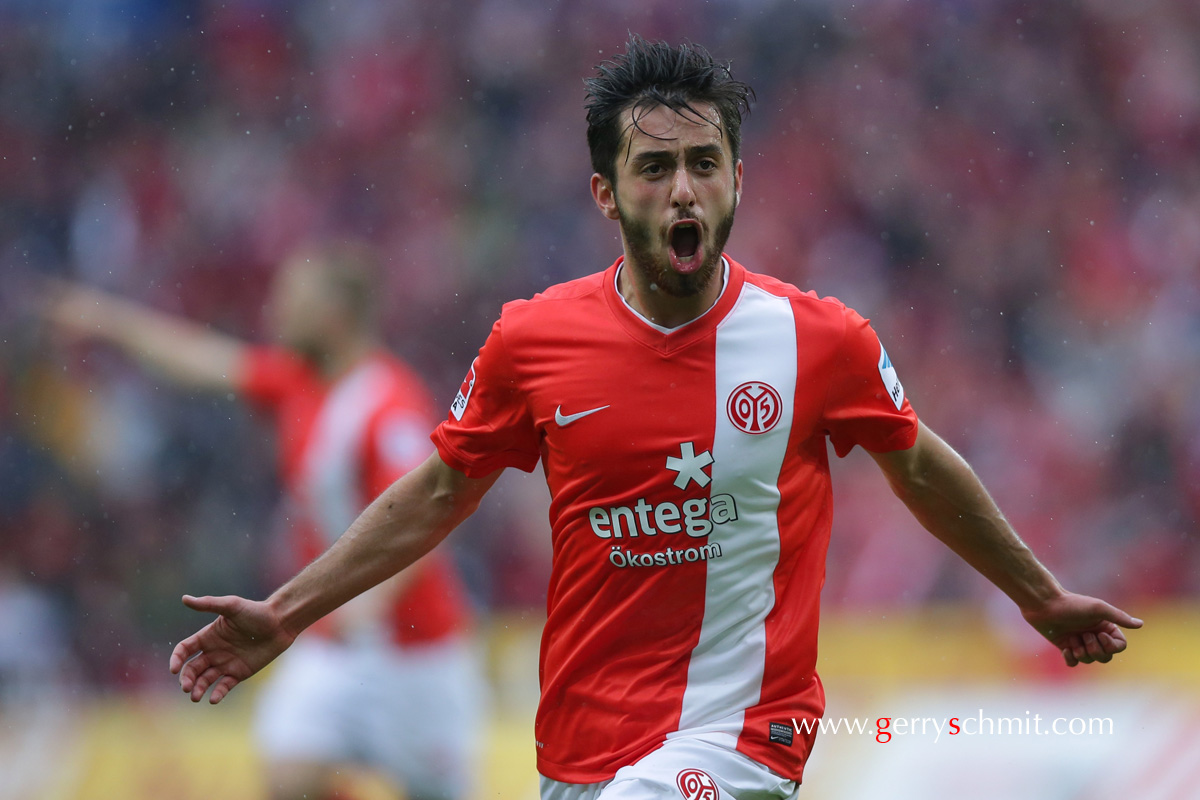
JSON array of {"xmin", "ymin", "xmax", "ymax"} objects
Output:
[
  {"xmin": 432, "ymin": 255, "xmax": 917, "ymax": 783},
  {"xmin": 241, "ymin": 348, "xmax": 470, "ymax": 645}
]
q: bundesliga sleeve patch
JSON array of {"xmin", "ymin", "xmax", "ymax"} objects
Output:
[
  {"xmin": 450, "ymin": 358, "xmax": 478, "ymax": 421},
  {"xmin": 878, "ymin": 343, "xmax": 904, "ymax": 410}
]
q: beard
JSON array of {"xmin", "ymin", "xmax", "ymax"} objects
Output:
[{"xmin": 617, "ymin": 203, "xmax": 736, "ymax": 298}]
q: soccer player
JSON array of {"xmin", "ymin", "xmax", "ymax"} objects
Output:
[
  {"xmin": 169, "ymin": 38, "xmax": 1141, "ymax": 799},
  {"xmin": 47, "ymin": 242, "xmax": 482, "ymax": 800}
]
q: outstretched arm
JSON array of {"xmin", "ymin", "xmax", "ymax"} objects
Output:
[
  {"xmin": 43, "ymin": 282, "xmax": 245, "ymax": 392},
  {"xmin": 169, "ymin": 451, "xmax": 502, "ymax": 703},
  {"xmin": 869, "ymin": 422, "xmax": 1142, "ymax": 667}
]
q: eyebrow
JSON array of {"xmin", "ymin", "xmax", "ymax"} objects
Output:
[{"xmin": 629, "ymin": 143, "xmax": 724, "ymax": 165}]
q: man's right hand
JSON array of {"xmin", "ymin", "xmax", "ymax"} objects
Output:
[
  {"xmin": 41, "ymin": 282, "xmax": 115, "ymax": 338},
  {"xmin": 169, "ymin": 594, "xmax": 296, "ymax": 704},
  {"xmin": 40, "ymin": 280, "xmax": 246, "ymax": 393}
]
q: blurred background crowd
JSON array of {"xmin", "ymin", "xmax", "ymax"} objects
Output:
[{"xmin": 0, "ymin": 0, "xmax": 1197, "ymax": 700}]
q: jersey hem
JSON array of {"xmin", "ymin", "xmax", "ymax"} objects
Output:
[
  {"xmin": 833, "ymin": 413, "xmax": 919, "ymax": 458},
  {"xmin": 430, "ymin": 428, "xmax": 539, "ymax": 477},
  {"xmin": 535, "ymin": 733, "xmax": 808, "ymax": 785}
]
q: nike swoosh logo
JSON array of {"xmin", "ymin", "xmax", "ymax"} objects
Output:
[{"xmin": 554, "ymin": 404, "xmax": 610, "ymax": 427}]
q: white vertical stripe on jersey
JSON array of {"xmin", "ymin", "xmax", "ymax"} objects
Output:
[
  {"xmin": 300, "ymin": 361, "xmax": 394, "ymax": 542},
  {"xmin": 670, "ymin": 282, "xmax": 797, "ymax": 746}
]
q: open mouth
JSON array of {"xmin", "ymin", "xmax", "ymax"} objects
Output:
[{"xmin": 670, "ymin": 222, "xmax": 700, "ymax": 261}]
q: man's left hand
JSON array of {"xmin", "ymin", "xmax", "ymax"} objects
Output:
[{"xmin": 1021, "ymin": 593, "xmax": 1143, "ymax": 667}]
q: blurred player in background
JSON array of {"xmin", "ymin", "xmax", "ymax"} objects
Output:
[
  {"xmin": 169, "ymin": 38, "xmax": 1141, "ymax": 799},
  {"xmin": 46, "ymin": 241, "xmax": 482, "ymax": 800}
]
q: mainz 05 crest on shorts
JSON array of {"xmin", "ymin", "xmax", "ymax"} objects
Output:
[{"xmin": 676, "ymin": 768, "xmax": 720, "ymax": 800}]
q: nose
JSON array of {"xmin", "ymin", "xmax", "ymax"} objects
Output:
[{"xmin": 670, "ymin": 167, "xmax": 696, "ymax": 209}]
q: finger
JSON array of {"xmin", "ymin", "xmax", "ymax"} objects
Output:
[
  {"xmin": 190, "ymin": 665, "xmax": 226, "ymax": 703},
  {"xmin": 182, "ymin": 594, "xmax": 242, "ymax": 616},
  {"xmin": 1062, "ymin": 647, "xmax": 1078, "ymax": 668},
  {"xmin": 1083, "ymin": 632, "xmax": 1108, "ymax": 663},
  {"xmin": 1071, "ymin": 638, "xmax": 1091, "ymax": 664},
  {"xmin": 169, "ymin": 639, "xmax": 198, "ymax": 674},
  {"xmin": 1099, "ymin": 602, "xmax": 1143, "ymax": 629},
  {"xmin": 169, "ymin": 628, "xmax": 211, "ymax": 674},
  {"xmin": 208, "ymin": 675, "xmax": 240, "ymax": 705},
  {"xmin": 178, "ymin": 652, "xmax": 212, "ymax": 692},
  {"xmin": 1097, "ymin": 630, "xmax": 1126, "ymax": 655}
]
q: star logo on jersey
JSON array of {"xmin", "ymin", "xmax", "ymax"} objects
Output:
[{"xmin": 666, "ymin": 442, "xmax": 713, "ymax": 490}]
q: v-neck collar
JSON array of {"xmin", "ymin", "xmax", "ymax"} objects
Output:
[{"xmin": 603, "ymin": 254, "xmax": 746, "ymax": 354}]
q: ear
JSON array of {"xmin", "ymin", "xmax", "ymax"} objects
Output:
[
  {"xmin": 734, "ymin": 159, "xmax": 743, "ymax": 207},
  {"xmin": 591, "ymin": 173, "xmax": 621, "ymax": 220}
]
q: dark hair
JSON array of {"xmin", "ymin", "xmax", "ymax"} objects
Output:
[{"xmin": 584, "ymin": 35, "xmax": 755, "ymax": 186}]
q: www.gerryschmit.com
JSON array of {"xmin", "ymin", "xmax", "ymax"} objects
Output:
[{"xmin": 793, "ymin": 710, "xmax": 1115, "ymax": 744}]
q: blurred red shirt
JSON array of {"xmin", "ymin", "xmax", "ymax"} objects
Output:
[{"xmin": 240, "ymin": 347, "xmax": 470, "ymax": 644}]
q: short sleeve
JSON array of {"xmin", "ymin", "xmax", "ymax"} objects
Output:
[
  {"xmin": 237, "ymin": 346, "xmax": 312, "ymax": 412},
  {"xmin": 823, "ymin": 307, "xmax": 919, "ymax": 457},
  {"xmin": 431, "ymin": 317, "xmax": 540, "ymax": 478}
]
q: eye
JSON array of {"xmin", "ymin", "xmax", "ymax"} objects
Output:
[
  {"xmin": 696, "ymin": 159, "xmax": 718, "ymax": 172},
  {"xmin": 642, "ymin": 163, "xmax": 666, "ymax": 176}
]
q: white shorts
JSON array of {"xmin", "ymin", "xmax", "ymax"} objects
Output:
[
  {"xmin": 254, "ymin": 635, "xmax": 484, "ymax": 800},
  {"xmin": 539, "ymin": 736, "xmax": 799, "ymax": 800}
]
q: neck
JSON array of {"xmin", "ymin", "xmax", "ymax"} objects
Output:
[
  {"xmin": 618, "ymin": 257, "xmax": 725, "ymax": 329},
  {"xmin": 310, "ymin": 335, "xmax": 376, "ymax": 381}
]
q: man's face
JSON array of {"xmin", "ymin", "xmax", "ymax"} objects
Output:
[
  {"xmin": 265, "ymin": 256, "xmax": 338, "ymax": 356},
  {"xmin": 593, "ymin": 102, "xmax": 743, "ymax": 298}
]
